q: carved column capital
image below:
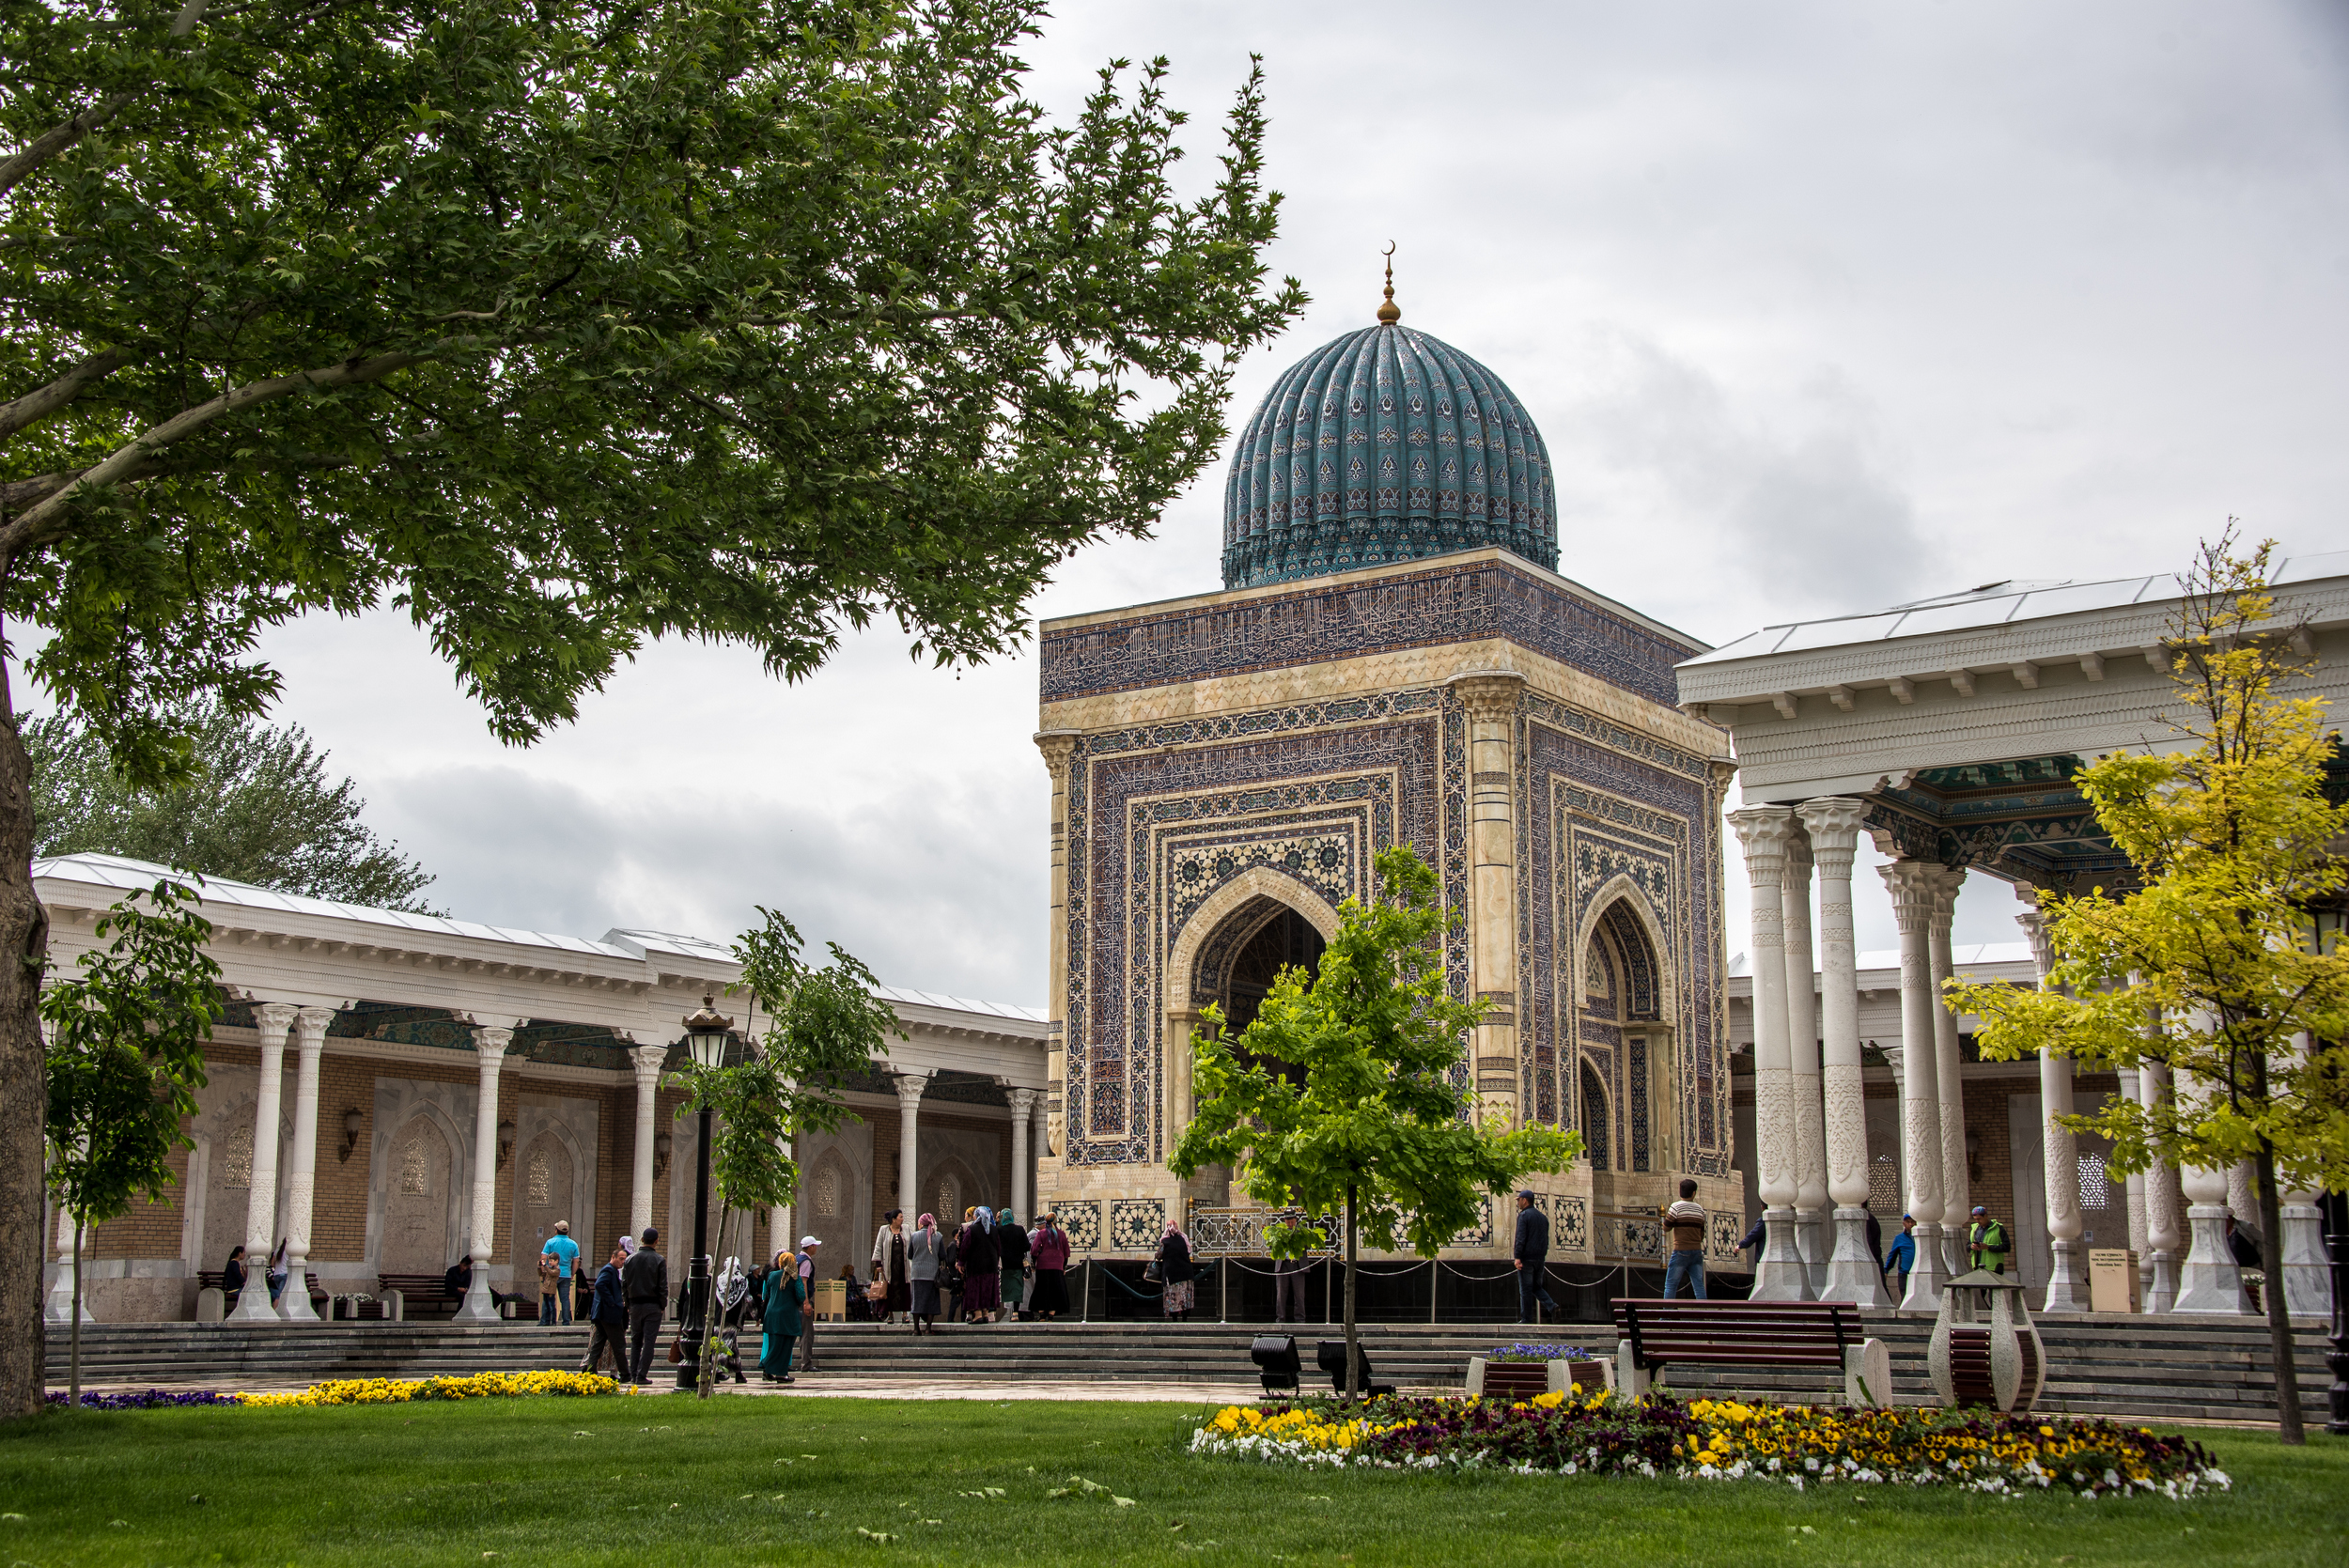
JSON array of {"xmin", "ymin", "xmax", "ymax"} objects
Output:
[
  {"xmin": 1795, "ymin": 796, "xmax": 1868, "ymax": 876},
  {"xmin": 470, "ymin": 1025, "xmax": 512, "ymax": 1063},
  {"xmin": 1447, "ymin": 669, "xmax": 1525, "ymax": 726},
  {"xmin": 291, "ymin": 1005, "xmax": 335, "ymax": 1046},
  {"xmin": 1876, "ymin": 859, "xmax": 1939, "ymax": 934},
  {"xmin": 2015, "ymin": 908, "xmax": 2054, "ymax": 982},
  {"xmin": 1005, "ymin": 1087, "xmax": 1039, "ymax": 1117},
  {"xmin": 630, "ymin": 1044, "xmax": 669, "ymax": 1087},
  {"xmin": 1034, "ymin": 730, "xmax": 1081, "ymax": 783},
  {"xmin": 1726, "ymin": 805, "xmax": 1796, "ymax": 888},
  {"xmin": 893, "ymin": 1071, "xmax": 931, "ymax": 1111},
  {"xmin": 252, "ymin": 1000, "xmax": 301, "ymax": 1040},
  {"xmin": 1707, "ymin": 756, "xmax": 1740, "ymax": 795}
]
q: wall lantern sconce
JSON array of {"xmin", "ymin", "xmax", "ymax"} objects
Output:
[
  {"xmin": 1965, "ymin": 1127, "xmax": 1983, "ymax": 1183},
  {"xmin": 338, "ymin": 1109, "xmax": 364, "ymax": 1164},
  {"xmin": 497, "ymin": 1118, "xmax": 517, "ymax": 1171},
  {"xmin": 654, "ymin": 1131, "xmax": 673, "ymax": 1181}
]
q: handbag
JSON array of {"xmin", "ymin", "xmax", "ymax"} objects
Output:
[
  {"xmin": 666, "ymin": 1333, "xmax": 683, "ymax": 1366},
  {"xmin": 1142, "ymin": 1259, "xmax": 1162, "ymax": 1283},
  {"xmin": 863, "ymin": 1278, "xmax": 887, "ymax": 1303}
]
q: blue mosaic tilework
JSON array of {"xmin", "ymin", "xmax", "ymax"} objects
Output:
[
  {"xmin": 1039, "ymin": 556, "xmax": 1699, "ymax": 710},
  {"xmin": 1058, "ymin": 1202, "xmax": 1103, "ymax": 1253},
  {"xmin": 1110, "ymin": 1198, "xmax": 1168, "ymax": 1253},
  {"xmin": 1062, "ymin": 691, "xmax": 1462, "ymax": 1168},
  {"xmin": 1518, "ymin": 691, "xmax": 1729, "ymax": 1178}
]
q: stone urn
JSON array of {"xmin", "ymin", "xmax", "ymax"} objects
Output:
[{"xmin": 1929, "ymin": 1268, "xmax": 2047, "ymax": 1413}]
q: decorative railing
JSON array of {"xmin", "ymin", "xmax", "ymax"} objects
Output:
[{"xmin": 1185, "ymin": 1206, "xmax": 1334, "ymax": 1257}]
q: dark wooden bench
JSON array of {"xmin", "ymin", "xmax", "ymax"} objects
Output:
[
  {"xmin": 1611, "ymin": 1298, "xmax": 1889, "ymax": 1405},
  {"xmin": 379, "ymin": 1273, "xmax": 461, "ymax": 1321},
  {"xmin": 198, "ymin": 1270, "xmax": 326, "ymax": 1307}
]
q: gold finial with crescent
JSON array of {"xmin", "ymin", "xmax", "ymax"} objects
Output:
[{"xmin": 1377, "ymin": 241, "xmax": 1400, "ymax": 324}]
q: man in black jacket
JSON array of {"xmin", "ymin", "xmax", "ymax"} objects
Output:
[
  {"xmin": 621, "ymin": 1227, "xmax": 668, "ymax": 1387},
  {"xmin": 1514, "ymin": 1191, "xmax": 1560, "ymax": 1324},
  {"xmin": 579, "ymin": 1241, "xmax": 630, "ymax": 1376}
]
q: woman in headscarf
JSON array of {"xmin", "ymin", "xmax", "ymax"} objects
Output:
[
  {"xmin": 869, "ymin": 1209, "xmax": 910, "ymax": 1325},
  {"xmin": 1026, "ymin": 1212, "xmax": 1071, "ymax": 1320},
  {"xmin": 905, "ymin": 1212, "xmax": 942, "ymax": 1334},
  {"xmin": 957, "ymin": 1203, "xmax": 1002, "ymax": 1324},
  {"xmin": 266, "ymin": 1238, "xmax": 291, "ymax": 1307},
  {"xmin": 759, "ymin": 1248, "xmax": 804, "ymax": 1382},
  {"xmin": 995, "ymin": 1208, "xmax": 1030, "ymax": 1320},
  {"xmin": 1155, "ymin": 1219, "xmax": 1197, "ymax": 1322},
  {"xmin": 711, "ymin": 1257, "xmax": 751, "ymax": 1384}
]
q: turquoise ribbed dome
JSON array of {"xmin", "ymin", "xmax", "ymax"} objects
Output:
[{"xmin": 1221, "ymin": 320, "xmax": 1559, "ymax": 589}]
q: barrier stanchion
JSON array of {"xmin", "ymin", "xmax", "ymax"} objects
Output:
[
  {"xmin": 1220, "ymin": 1255, "xmax": 1228, "ymax": 1325},
  {"xmin": 1081, "ymin": 1257, "xmax": 1092, "ymax": 1323},
  {"xmin": 1430, "ymin": 1258, "xmax": 1439, "ymax": 1324}
]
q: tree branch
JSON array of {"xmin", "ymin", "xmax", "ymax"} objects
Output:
[
  {"xmin": 0, "ymin": 349, "xmax": 418, "ymax": 565},
  {"xmin": 0, "ymin": 347, "xmax": 136, "ymax": 443},
  {"xmin": 0, "ymin": 0, "xmax": 210, "ymax": 202}
]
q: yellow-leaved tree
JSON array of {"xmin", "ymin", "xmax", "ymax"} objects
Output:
[{"xmin": 1949, "ymin": 533, "xmax": 2349, "ymax": 1445}]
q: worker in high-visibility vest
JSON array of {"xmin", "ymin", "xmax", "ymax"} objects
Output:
[{"xmin": 1968, "ymin": 1206, "xmax": 2011, "ymax": 1275}]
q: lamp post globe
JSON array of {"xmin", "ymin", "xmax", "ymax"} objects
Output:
[{"xmin": 676, "ymin": 994, "xmax": 733, "ymax": 1389}]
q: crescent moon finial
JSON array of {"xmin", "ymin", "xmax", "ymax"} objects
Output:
[{"xmin": 1377, "ymin": 242, "xmax": 1400, "ymax": 324}]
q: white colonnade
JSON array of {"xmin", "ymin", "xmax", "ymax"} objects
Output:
[
  {"xmin": 230, "ymin": 1002, "xmax": 299, "ymax": 1320},
  {"xmin": 1780, "ymin": 831, "xmax": 1829, "ymax": 1292},
  {"xmin": 1727, "ymin": 805, "xmax": 1812, "ymax": 1299},
  {"xmin": 453, "ymin": 1027, "xmax": 512, "ymax": 1324},
  {"xmin": 1797, "ymin": 798, "xmax": 1890, "ymax": 1308}
]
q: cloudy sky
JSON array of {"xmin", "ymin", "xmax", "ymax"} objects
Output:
[{"xmin": 191, "ymin": 0, "xmax": 2349, "ymax": 1002}]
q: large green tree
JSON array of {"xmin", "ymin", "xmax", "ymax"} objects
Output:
[
  {"xmin": 1950, "ymin": 536, "xmax": 2349, "ymax": 1445},
  {"xmin": 27, "ymin": 698, "xmax": 437, "ymax": 909},
  {"xmin": 1172, "ymin": 846, "xmax": 1579, "ymax": 1400},
  {"xmin": 0, "ymin": 0, "xmax": 1302, "ymax": 1414}
]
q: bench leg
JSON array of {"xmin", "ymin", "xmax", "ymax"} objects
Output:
[
  {"xmin": 1844, "ymin": 1338, "xmax": 1890, "ymax": 1407},
  {"xmin": 1613, "ymin": 1341, "xmax": 1653, "ymax": 1401}
]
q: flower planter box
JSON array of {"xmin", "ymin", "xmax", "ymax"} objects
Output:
[{"xmin": 1466, "ymin": 1357, "xmax": 1610, "ymax": 1398}]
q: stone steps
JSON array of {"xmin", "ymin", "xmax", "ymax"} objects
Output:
[{"xmin": 44, "ymin": 1314, "xmax": 2327, "ymax": 1425}]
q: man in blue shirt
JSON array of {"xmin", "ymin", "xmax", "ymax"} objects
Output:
[{"xmin": 540, "ymin": 1221, "xmax": 582, "ymax": 1325}]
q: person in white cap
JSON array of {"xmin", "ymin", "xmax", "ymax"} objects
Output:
[{"xmin": 796, "ymin": 1235, "xmax": 823, "ymax": 1374}]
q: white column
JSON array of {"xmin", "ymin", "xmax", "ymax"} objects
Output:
[
  {"xmin": 1797, "ymin": 799, "xmax": 1886, "ymax": 1308},
  {"xmin": 894, "ymin": 1072, "xmax": 928, "ymax": 1219},
  {"xmin": 454, "ymin": 1027, "xmax": 511, "ymax": 1324},
  {"xmin": 1925, "ymin": 867, "xmax": 1971, "ymax": 1277},
  {"xmin": 1780, "ymin": 830, "xmax": 1829, "ymax": 1293},
  {"xmin": 1728, "ymin": 806, "xmax": 1812, "ymax": 1300},
  {"xmin": 2117, "ymin": 1066, "xmax": 2148, "ymax": 1281},
  {"xmin": 2014, "ymin": 905, "xmax": 2084, "ymax": 1312},
  {"xmin": 2137, "ymin": 1059, "xmax": 2182, "ymax": 1312},
  {"xmin": 1007, "ymin": 1089, "xmax": 1038, "ymax": 1219},
  {"xmin": 770, "ymin": 1130, "xmax": 792, "ymax": 1268},
  {"xmin": 44, "ymin": 1202, "xmax": 92, "ymax": 1324},
  {"xmin": 2279, "ymin": 1035, "xmax": 2332, "ymax": 1317},
  {"xmin": 2174, "ymin": 1156, "xmax": 2250, "ymax": 1313},
  {"xmin": 629, "ymin": 1045, "xmax": 666, "ymax": 1241},
  {"xmin": 230, "ymin": 1001, "xmax": 298, "ymax": 1322},
  {"xmin": 277, "ymin": 1005, "xmax": 334, "ymax": 1322},
  {"xmin": 1878, "ymin": 861, "xmax": 1946, "ymax": 1311}
]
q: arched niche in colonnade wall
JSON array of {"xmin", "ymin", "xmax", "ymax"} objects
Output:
[
  {"xmin": 508, "ymin": 1125, "xmax": 583, "ymax": 1284},
  {"xmin": 1569, "ymin": 877, "xmax": 1677, "ymax": 1176},
  {"xmin": 380, "ymin": 1113, "xmax": 459, "ymax": 1277}
]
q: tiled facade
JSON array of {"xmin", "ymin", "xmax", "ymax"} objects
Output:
[{"xmin": 1035, "ymin": 548, "xmax": 1743, "ymax": 1259}]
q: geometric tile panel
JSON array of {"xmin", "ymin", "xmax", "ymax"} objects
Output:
[
  {"xmin": 1057, "ymin": 1202, "xmax": 1103, "ymax": 1255},
  {"xmin": 1109, "ymin": 1198, "xmax": 1168, "ymax": 1254}
]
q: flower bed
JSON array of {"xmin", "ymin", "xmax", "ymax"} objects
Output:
[
  {"xmin": 1191, "ymin": 1391, "xmax": 2228, "ymax": 1498},
  {"xmin": 45, "ymin": 1389, "xmax": 242, "ymax": 1409},
  {"xmin": 1487, "ymin": 1343, "xmax": 1595, "ymax": 1363},
  {"xmin": 237, "ymin": 1371, "xmax": 626, "ymax": 1407}
]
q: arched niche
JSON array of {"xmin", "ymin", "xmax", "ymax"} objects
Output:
[
  {"xmin": 1572, "ymin": 879, "xmax": 1678, "ymax": 1175},
  {"xmin": 1579, "ymin": 1061, "xmax": 1611, "ymax": 1172}
]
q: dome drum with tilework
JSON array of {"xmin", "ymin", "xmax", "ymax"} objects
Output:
[{"xmin": 1220, "ymin": 318, "xmax": 1560, "ymax": 589}]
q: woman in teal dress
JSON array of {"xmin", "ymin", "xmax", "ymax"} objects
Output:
[{"xmin": 760, "ymin": 1248, "xmax": 805, "ymax": 1383}]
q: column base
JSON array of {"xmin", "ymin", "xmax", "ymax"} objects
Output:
[
  {"xmin": 2143, "ymin": 1248, "xmax": 2178, "ymax": 1314},
  {"xmin": 43, "ymin": 1267, "xmax": 94, "ymax": 1325},
  {"xmin": 2172, "ymin": 1204, "xmax": 2251, "ymax": 1314},
  {"xmin": 1796, "ymin": 1208, "xmax": 1830, "ymax": 1296},
  {"xmin": 2280, "ymin": 1203, "xmax": 2332, "ymax": 1318},
  {"xmin": 452, "ymin": 1276, "xmax": 502, "ymax": 1324},
  {"xmin": 1824, "ymin": 1206, "xmax": 1891, "ymax": 1309},
  {"xmin": 227, "ymin": 1280, "xmax": 281, "ymax": 1323},
  {"xmin": 1899, "ymin": 1221, "xmax": 1948, "ymax": 1313},
  {"xmin": 1750, "ymin": 1205, "xmax": 1817, "ymax": 1301},
  {"xmin": 280, "ymin": 1262, "xmax": 320, "ymax": 1322},
  {"xmin": 2039, "ymin": 1237, "xmax": 2089, "ymax": 1314}
]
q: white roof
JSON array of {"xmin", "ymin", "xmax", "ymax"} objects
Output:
[
  {"xmin": 1683, "ymin": 550, "xmax": 2349, "ymax": 670},
  {"xmin": 1728, "ymin": 940, "xmax": 2037, "ymax": 978},
  {"xmin": 36, "ymin": 853, "xmax": 1044, "ymax": 1017}
]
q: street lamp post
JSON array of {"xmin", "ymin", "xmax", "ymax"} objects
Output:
[{"xmin": 674, "ymin": 996, "xmax": 732, "ymax": 1391}]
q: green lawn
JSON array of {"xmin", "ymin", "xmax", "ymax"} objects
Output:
[{"xmin": 0, "ymin": 1396, "xmax": 2342, "ymax": 1567}]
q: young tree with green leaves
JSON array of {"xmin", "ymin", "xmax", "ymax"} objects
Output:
[
  {"xmin": 26, "ymin": 698, "xmax": 437, "ymax": 910},
  {"xmin": 41, "ymin": 877, "xmax": 221, "ymax": 1405},
  {"xmin": 1172, "ymin": 846, "xmax": 1580, "ymax": 1401},
  {"xmin": 1949, "ymin": 535, "xmax": 2349, "ymax": 1446},
  {"xmin": 672, "ymin": 906, "xmax": 902, "ymax": 1395},
  {"xmin": 0, "ymin": 0, "xmax": 1303, "ymax": 1413}
]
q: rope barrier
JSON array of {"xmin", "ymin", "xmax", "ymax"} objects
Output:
[{"xmin": 1098, "ymin": 1265, "xmax": 1164, "ymax": 1302}]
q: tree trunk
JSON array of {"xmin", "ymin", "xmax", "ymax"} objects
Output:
[
  {"xmin": 2253, "ymin": 1138, "xmax": 2305, "ymax": 1443},
  {"xmin": 0, "ymin": 654, "xmax": 48, "ymax": 1420},
  {"xmin": 69, "ymin": 1215, "xmax": 82, "ymax": 1409},
  {"xmin": 699, "ymin": 1200, "xmax": 731, "ymax": 1400},
  {"xmin": 1343, "ymin": 1183, "xmax": 1359, "ymax": 1405}
]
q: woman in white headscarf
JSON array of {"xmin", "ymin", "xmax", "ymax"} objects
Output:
[
  {"xmin": 905, "ymin": 1212, "xmax": 943, "ymax": 1335},
  {"xmin": 710, "ymin": 1257, "xmax": 750, "ymax": 1384}
]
